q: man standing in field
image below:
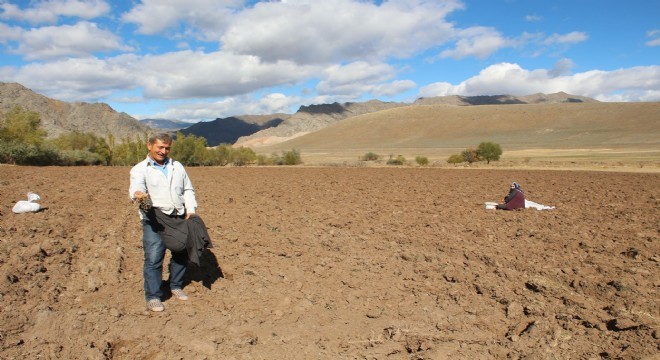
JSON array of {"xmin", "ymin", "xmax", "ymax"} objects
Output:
[{"xmin": 129, "ymin": 133, "xmax": 197, "ymax": 312}]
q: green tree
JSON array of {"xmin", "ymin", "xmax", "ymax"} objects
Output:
[
  {"xmin": 50, "ymin": 131, "xmax": 98, "ymax": 151},
  {"xmin": 476, "ymin": 141, "xmax": 503, "ymax": 164},
  {"xmin": 93, "ymin": 137, "xmax": 112, "ymax": 165},
  {"xmin": 170, "ymin": 132, "xmax": 209, "ymax": 166},
  {"xmin": 0, "ymin": 106, "xmax": 47, "ymax": 146},
  {"xmin": 110, "ymin": 134, "xmax": 147, "ymax": 166}
]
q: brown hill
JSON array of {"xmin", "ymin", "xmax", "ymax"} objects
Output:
[
  {"xmin": 256, "ymin": 102, "xmax": 660, "ymax": 161},
  {"xmin": 236, "ymin": 92, "xmax": 599, "ymax": 148},
  {"xmin": 235, "ymin": 100, "xmax": 406, "ymax": 147},
  {"xmin": 0, "ymin": 82, "xmax": 149, "ymax": 140}
]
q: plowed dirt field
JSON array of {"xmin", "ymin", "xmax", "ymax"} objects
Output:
[{"xmin": 1, "ymin": 166, "xmax": 658, "ymax": 359}]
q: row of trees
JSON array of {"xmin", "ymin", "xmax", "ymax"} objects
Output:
[
  {"xmin": 0, "ymin": 106, "xmax": 302, "ymax": 166},
  {"xmin": 360, "ymin": 153, "xmax": 430, "ymax": 166},
  {"xmin": 447, "ymin": 142, "xmax": 503, "ymax": 164},
  {"xmin": 359, "ymin": 142, "xmax": 502, "ymax": 166}
]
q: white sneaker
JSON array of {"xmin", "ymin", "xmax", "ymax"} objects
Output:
[
  {"xmin": 147, "ymin": 299, "xmax": 164, "ymax": 312},
  {"xmin": 171, "ymin": 288, "xmax": 189, "ymax": 301}
]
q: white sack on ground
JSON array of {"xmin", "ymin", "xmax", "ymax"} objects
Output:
[{"xmin": 12, "ymin": 192, "xmax": 42, "ymax": 214}]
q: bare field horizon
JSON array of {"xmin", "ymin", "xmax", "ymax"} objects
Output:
[{"xmin": 260, "ymin": 147, "xmax": 660, "ymax": 173}]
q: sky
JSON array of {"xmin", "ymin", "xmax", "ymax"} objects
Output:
[{"xmin": 0, "ymin": 0, "xmax": 659, "ymax": 123}]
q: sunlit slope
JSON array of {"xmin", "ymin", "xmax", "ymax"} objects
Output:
[{"xmin": 258, "ymin": 102, "xmax": 660, "ymax": 154}]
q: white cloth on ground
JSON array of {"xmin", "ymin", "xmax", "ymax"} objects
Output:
[
  {"xmin": 524, "ymin": 200, "xmax": 555, "ymax": 210},
  {"xmin": 484, "ymin": 199, "xmax": 555, "ymax": 210},
  {"xmin": 12, "ymin": 192, "xmax": 41, "ymax": 213}
]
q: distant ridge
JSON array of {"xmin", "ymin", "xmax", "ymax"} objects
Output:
[
  {"xmin": 0, "ymin": 82, "xmax": 149, "ymax": 140},
  {"xmin": 181, "ymin": 115, "xmax": 288, "ymax": 147},
  {"xmin": 236, "ymin": 92, "xmax": 598, "ymax": 148},
  {"xmin": 140, "ymin": 118, "xmax": 192, "ymax": 132},
  {"xmin": 413, "ymin": 92, "xmax": 598, "ymax": 106},
  {"xmin": 235, "ymin": 99, "xmax": 405, "ymax": 147},
  {"xmin": 257, "ymin": 101, "xmax": 660, "ymax": 157}
]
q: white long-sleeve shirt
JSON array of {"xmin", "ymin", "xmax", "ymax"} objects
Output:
[{"xmin": 129, "ymin": 156, "xmax": 197, "ymax": 218}]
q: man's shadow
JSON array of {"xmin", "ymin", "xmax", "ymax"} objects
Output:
[{"xmin": 184, "ymin": 249, "xmax": 224, "ymax": 289}]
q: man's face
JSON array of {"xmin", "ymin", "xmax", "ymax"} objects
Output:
[{"xmin": 147, "ymin": 139, "xmax": 171, "ymax": 164}]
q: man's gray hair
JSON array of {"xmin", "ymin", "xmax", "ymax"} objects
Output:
[{"xmin": 148, "ymin": 133, "xmax": 173, "ymax": 145}]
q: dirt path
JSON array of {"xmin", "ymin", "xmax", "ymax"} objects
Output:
[{"xmin": 1, "ymin": 167, "xmax": 658, "ymax": 359}]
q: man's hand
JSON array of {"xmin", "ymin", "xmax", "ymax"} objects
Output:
[
  {"xmin": 185, "ymin": 212, "xmax": 195, "ymax": 220},
  {"xmin": 133, "ymin": 192, "xmax": 152, "ymax": 211},
  {"xmin": 133, "ymin": 191, "xmax": 148, "ymax": 200}
]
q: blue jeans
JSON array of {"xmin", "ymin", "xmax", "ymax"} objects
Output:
[{"xmin": 142, "ymin": 219, "xmax": 188, "ymax": 301}]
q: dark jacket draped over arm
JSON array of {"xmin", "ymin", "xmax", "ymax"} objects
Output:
[{"xmin": 147, "ymin": 209, "xmax": 213, "ymax": 266}]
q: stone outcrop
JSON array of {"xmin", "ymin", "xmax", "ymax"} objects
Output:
[{"xmin": 0, "ymin": 82, "xmax": 149, "ymax": 140}]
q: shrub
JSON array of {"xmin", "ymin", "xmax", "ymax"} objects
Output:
[
  {"xmin": 361, "ymin": 152, "xmax": 380, "ymax": 161},
  {"xmin": 256, "ymin": 154, "xmax": 273, "ymax": 166},
  {"xmin": 415, "ymin": 156, "xmax": 429, "ymax": 166},
  {"xmin": 386, "ymin": 155, "xmax": 406, "ymax": 165},
  {"xmin": 231, "ymin": 146, "xmax": 257, "ymax": 166},
  {"xmin": 281, "ymin": 149, "xmax": 302, "ymax": 165},
  {"xmin": 476, "ymin": 142, "xmax": 503, "ymax": 164},
  {"xmin": 0, "ymin": 140, "xmax": 60, "ymax": 165},
  {"xmin": 259, "ymin": 149, "xmax": 302, "ymax": 166},
  {"xmin": 462, "ymin": 148, "xmax": 479, "ymax": 163},
  {"xmin": 447, "ymin": 154, "xmax": 464, "ymax": 164},
  {"xmin": 58, "ymin": 149, "xmax": 103, "ymax": 166}
]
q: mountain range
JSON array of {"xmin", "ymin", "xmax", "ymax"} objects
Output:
[{"xmin": 1, "ymin": 82, "xmax": 658, "ymax": 164}]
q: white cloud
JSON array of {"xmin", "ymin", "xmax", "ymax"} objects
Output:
[
  {"xmin": 222, "ymin": 0, "xmax": 462, "ymax": 64},
  {"xmin": 136, "ymin": 50, "xmax": 319, "ymax": 99},
  {"xmin": 372, "ymin": 80, "xmax": 416, "ymax": 97},
  {"xmin": 0, "ymin": 22, "xmax": 24, "ymax": 42},
  {"xmin": 315, "ymin": 61, "xmax": 416, "ymax": 98},
  {"xmin": 121, "ymin": 0, "xmax": 240, "ymax": 40},
  {"xmin": 646, "ymin": 29, "xmax": 660, "ymax": 47},
  {"xmin": 543, "ymin": 31, "xmax": 588, "ymax": 45},
  {"xmin": 504, "ymin": 31, "xmax": 588, "ymax": 58},
  {"xmin": 148, "ymin": 93, "xmax": 301, "ymax": 121},
  {"xmin": 548, "ymin": 58, "xmax": 575, "ymax": 77},
  {"xmin": 3, "ymin": 50, "xmax": 319, "ymax": 101},
  {"xmin": 525, "ymin": 15, "xmax": 541, "ymax": 22},
  {"xmin": 14, "ymin": 21, "xmax": 133, "ymax": 60},
  {"xmin": 317, "ymin": 61, "xmax": 396, "ymax": 95},
  {"xmin": 440, "ymin": 26, "xmax": 509, "ymax": 60},
  {"xmin": 0, "ymin": 0, "xmax": 110, "ymax": 24},
  {"xmin": 8, "ymin": 55, "xmax": 141, "ymax": 101},
  {"xmin": 418, "ymin": 62, "xmax": 660, "ymax": 102}
]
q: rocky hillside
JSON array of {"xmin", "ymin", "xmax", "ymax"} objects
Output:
[
  {"xmin": 235, "ymin": 100, "xmax": 406, "ymax": 147},
  {"xmin": 0, "ymin": 82, "xmax": 149, "ymax": 140},
  {"xmin": 235, "ymin": 93, "xmax": 598, "ymax": 148}
]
